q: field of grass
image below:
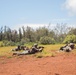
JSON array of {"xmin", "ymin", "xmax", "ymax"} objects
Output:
[
  {"xmin": 0, "ymin": 44, "xmax": 76, "ymax": 58},
  {"xmin": 0, "ymin": 46, "xmax": 16, "ymax": 57},
  {"xmin": 0, "ymin": 44, "xmax": 63, "ymax": 57},
  {"xmin": 35, "ymin": 44, "xmax": 64, "ymax": 57}
]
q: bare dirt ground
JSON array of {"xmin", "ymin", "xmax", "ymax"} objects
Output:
[{"xmin": 0, "ymin": 52, "xmax": 76, "ymax": 75}]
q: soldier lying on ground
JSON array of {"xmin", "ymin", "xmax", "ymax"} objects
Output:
[
  {"xmin": 59, "ymin": 42, "xmax": 75, "ymax": 52},
  {"xmin": 12, "ymin": 45, "xmax": 27, "ymax": 51},
  {"xmin": 13, "ymin": 47, "xmax": 30, "ymax": 55},
  {"xmin": 12, "ymin": 45, "xmax": 21, "ymax": 51},
  {"xmin": 69, "ymin": 42, "xmax": 75, "ymax": 49},
  {"xmin": 29, "ymin": 43, "xmax": 44, "ymax": 54},
  {"xmin": 13, "ymin": 44, "xmax": 44, "ymax": 55}
]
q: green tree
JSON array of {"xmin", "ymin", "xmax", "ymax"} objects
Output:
[
  {"xmin": 11, "ymin": 30, "xmax": 18, "ymax": 42},
  {"xmin": 36, "ymin": 27, "xmax": 49, "ymax": 41},
  {"xmin": 22, "ymin": 26, "xmax": 26, "ymax": 38},
  {"xmin": 54, "ymin": 23, "xmax": 68, "ymax": 43},
  {"xmin": 39, "ymin": 36, "xmax": 55, "ymax": 44},
  {"xmin": 25, "ymin": 26, "xmax": 36, "ymax": 42},
  {"xmin": 68, "ymin": 28, "xmax": 76, "ymax": 35},
  {"xmin": 63, "ymin": 34, "xmax": 76, "ymax": 43},
  {"xmin": 0, "ymin": 26, "xmax": 3, "ymax": 41},
  {"xmin": 18, "ymin": 28, "xmax": 22, "ymax": 41}
]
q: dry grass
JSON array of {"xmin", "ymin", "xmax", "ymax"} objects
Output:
[
  {"xmin": 0, "ymin": 46, "xmax": 16, "ymax": 57},
  {"xmin": 0, "ymin": 44, "xmax": 76, "ymax": 57},
  {"xmin": 34, "ymin": 44, "xmax": 64, "ymax": 57}
]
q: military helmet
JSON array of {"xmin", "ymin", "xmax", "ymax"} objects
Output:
[{"xmin": 34, "ymin": 43, "xmax": 38, "ymax": 46}]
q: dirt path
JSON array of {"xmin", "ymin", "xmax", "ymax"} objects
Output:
[{"xmin": 0, "ymin": 52, "xmax": 76, "ymax": 75}]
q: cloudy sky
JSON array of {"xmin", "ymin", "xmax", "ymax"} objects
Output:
[{"xmin": 0, "ymin": 0, "xmax": 76, "ymax": 29}]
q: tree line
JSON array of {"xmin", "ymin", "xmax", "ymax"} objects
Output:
[{"xmin": 0, "ymin": 23, "xmax": 76, "ymax": 46}]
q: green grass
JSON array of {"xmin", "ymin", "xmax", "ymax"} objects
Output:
[
  {"xmin": 0, "ymin": 46, "xmax": 16, "ymax": 57},
  {"xmin": 33, "ymin": 44, "xmax": 65, "ymax": 57},
  {"xmin": 0, "ymin": 44, "xmax": 76, "ymax": 58},
  {"xmin": 0, "ymin": 41, "xmax": 3, "ymax": 47}
]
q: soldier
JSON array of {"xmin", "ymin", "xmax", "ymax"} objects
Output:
[
  {"xmin": 63, "ymin": 44, "xmax": 72, "ymax": 52},
  {"xmin": 69, "ymin": 42, "xmax": 75, "ymax": 49},
  {"xmin": 12, "ymin": 45, "xmax": 21, "ymax": 51},
  {"xmin": 13, "ymin": 47, "xmax": 30, "ymax": 55},
  {"xmin": 30, "ymin": 43, "xmax": 39, "ymax": 54},
  {"xmin": 59, "ymin": 42, "xmax": 75, "ymax": 52},
  {"xmin": 59, "ymin": 44, "xmax": 68, "ymax": 51},
  {"xmin": 13, "ymin": 43, "xmax": 44, "ymax": 55}
]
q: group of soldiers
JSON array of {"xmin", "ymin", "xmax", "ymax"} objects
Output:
[
  {"xmin": 12, "ymin": 42, "xmax": 75, "ymax": 56},
  {"xmin": 12, "ymin": 44, "xmax": 44, "ymax": 55}
]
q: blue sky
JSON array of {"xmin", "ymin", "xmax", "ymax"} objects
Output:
[{"xmin": 0, "ymin": 0, "xmax": 76, "ymax": 29}]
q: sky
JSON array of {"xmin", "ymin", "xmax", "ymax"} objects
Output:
[{"xmin": 0, "ymin": 0, "xmax": 76, "ymax": 29}]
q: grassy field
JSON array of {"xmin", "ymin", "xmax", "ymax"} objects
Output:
[
  {"xmin": 0, "ymin": 46, "xmax": 15, "ymax": 57},
  {"xmin": 0, "ymin": 44, "xmax": 76, "ymax": 58}
]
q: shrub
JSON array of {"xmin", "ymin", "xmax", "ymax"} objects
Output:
[
  {"xmin": 2, "ymin": 40, "xmax": 16, "ymax": 46},
  {"xmin": 39, "ymin": 36, "xmax": 55, "ymax": 45},
  {"xmin": 63, "ymin": 34, "xmax": 76, "ymax": 43},
  {"xmin": 20, "ymin": 38, "xmax": 30, "ymax": 45}
]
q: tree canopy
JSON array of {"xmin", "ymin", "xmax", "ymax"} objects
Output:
[{"xmin": 0, "ymin": 23, "xmax": 76, "ymax": 46}]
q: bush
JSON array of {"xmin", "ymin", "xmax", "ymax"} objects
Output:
[
  {"xmin": 20, "ymin": 38, "xmax": 30, "ymax": 45},
  {"xmin": 39, "ymin": 36, "xmax": 55, "ymax": 45},
  {"xmin": 2, "ymin": 40, "xmax": 16, "ymax": 46},
  {"xmin": 63, "ymin": 34, "xmax": 76, "ymax": 43}
]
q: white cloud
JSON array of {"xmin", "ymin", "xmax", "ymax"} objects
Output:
[
  {"xmin": 13, "ymin": 23, "xmax": 56, "ymax": 30},
  {"xmin": 67, "ymin": 24, "xmax": 76, "ymax": 28},
  {"xmin": 63, "ymin": 0, "xmax": 76, "ymax": 16},
  {"xmin": 51, "ymin": 18, "xmax": 69, "ymax": 22},
  {"xmin": 12, "ymin": 23, "xmax": 76, "ymax": 31}
]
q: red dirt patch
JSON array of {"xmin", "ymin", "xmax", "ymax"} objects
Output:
[{"xmin": 0, "ymin": 52, "xmax": 76, "ymax": 75}]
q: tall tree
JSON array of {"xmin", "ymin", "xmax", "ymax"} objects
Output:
[
  {"xmin": 11, "ymin": 30, "xmax": 18, "ymax": 42},
  {"xmin": 25, "ymin": 26, "xmax": 35, "ymax": 42},
  {"xmin": 68, "ymin": 28, "xmax": 76, "ymax": 35},
  {"xmin": 19, "ymin": 28, "xmax": 22, "ymax": 41},
  {"xmin": 54, "ymin": 23, "xmax": 68, "ymax": 43},
  {"xmin": 22, "ymin": 26, "xmax": 26, "ymax": 38},
  {"xmin": 0, "ymin": 26, "xmax": 3, "ymax": 41},
  {"xmin": 36, "ymin": 27, "xmax": 49, "ymax": 41}
]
